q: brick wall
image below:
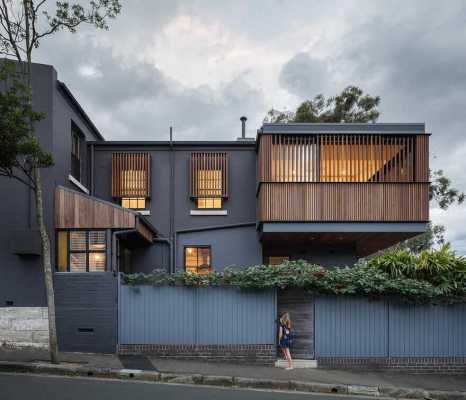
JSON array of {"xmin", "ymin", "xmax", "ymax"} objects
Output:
[
  {"xmin": 118, "ymin": 344, "xmax": 276, "ymax": 365},
  {"xmin": 317, "ymin": 357, "xmax": 466, "ymax": 373},
  {"xmin": 0, "ymin": 307, "xmax": 49, "ymax": 348}
]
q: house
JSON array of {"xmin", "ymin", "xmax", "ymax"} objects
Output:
[{"xmin": 4, "ymin": 62, "xmax": 454, "ymax": 368}]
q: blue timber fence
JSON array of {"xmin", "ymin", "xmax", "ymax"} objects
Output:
[
  {"xmin": 119, "ymin": 285, "xmax": 277, "ymax": 345},
  {"xmin": 315, "ymin": 296, "xmax": 466, "ymax": 357}
]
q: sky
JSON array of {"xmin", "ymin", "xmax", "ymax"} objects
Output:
[{"xmin": 34, "ymin": 0, "xmax": 466, "ymax": 254}]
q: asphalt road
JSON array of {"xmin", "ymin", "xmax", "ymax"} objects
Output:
[{"xmin": 0, "ymin": 373, "xmax": 379, "ymax": 400}]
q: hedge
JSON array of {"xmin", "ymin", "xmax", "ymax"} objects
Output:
[{"xmin": 122, "ymin": 246, "xmax": 466, "ymax": 304}]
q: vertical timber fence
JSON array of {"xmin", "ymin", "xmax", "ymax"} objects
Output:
[
  {"xmin": 315, "ymin": 296, "xmax": 466, "ymax": 371},
  {"xmin": 118, "ymin": 285, "xmax": 277, "ymax": 364}
]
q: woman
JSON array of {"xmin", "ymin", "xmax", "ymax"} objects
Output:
[{"xmin": 278, "ymin": 312, "xmax": 293, "ymax": 370}]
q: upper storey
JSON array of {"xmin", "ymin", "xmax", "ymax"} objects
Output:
[{"xmin": 257, "ymin": 123, "xmax": 430, "ymax": 223}]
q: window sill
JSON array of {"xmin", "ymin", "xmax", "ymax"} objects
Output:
[
  {"xmin": 190, "ymin": 210, "xmax": 228, "ymax": 216},
  {"xmin": 68, "ymin": 174, "xmax": 89, "ymax": 195}
]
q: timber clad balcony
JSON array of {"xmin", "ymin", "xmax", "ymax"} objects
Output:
[
  {"xmin": 257, "ymin": 126, "xmax": 430, "ymax": 224},
  {"xmin": 258, "ymin": 182, "xmax": 429, "ymax": 222}
]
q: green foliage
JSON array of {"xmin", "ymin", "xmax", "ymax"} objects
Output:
[
  {"xmin": 429, "ymin": 169, "xmax": 465, "ymax": 210},
  {"xmin": 266, "ymin": 86, "xmax": 380, "ymax": 123},
  {"xmin": 395, "ymin": 222, "xmax": 445, "ymax": 253},
  {"xmin": 0, "ymin": 61, "xmax": 53, "ymax": 187},
  {"xmin": 370, "ymin": 244, "xmax": 466, "ymax": 296},
  {"xmin": 122, "ymin": 247, "xmax": 466, "ymax": 304}
]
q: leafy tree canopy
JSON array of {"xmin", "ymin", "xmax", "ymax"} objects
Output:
[{"xmin": 265, "ymin": 86, "xmax": 380, "ymax": 123}]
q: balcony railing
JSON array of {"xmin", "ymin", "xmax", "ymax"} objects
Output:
[{"xmin": 257, "ymin": 182, "xmax": 429, "ymax": 222}]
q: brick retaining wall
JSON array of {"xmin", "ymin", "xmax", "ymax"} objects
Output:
[
  {"xmin": 0, "ymin": 307, "xmax": 49, "ymax": 349},
  {"xmin": 118, "ymin": 344, "xmax": 276, "ymax": 365},
  {"xmin": 317, "ymin": 357, "xmax": 466, "ymax": 373}
]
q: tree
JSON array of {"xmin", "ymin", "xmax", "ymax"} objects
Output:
[
  {"xmin": 399, "ymin": 170, "xmax": 465, "ymax": 252},
  {"xmin": 265, "ymin": 86, "xmax": 465, "ymax": 252},
  {"xmin": 395, "ymin": 222, "xmax": 446, "ymax": 253},
  {"xmin": 265, "ymin": 86, "xmax": 380, "ymax": 123},
  {"xmin": 0, "ymin": 0, "xmax": 121, "ymax": 364}
]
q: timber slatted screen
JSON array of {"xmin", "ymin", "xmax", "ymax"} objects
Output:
[
  {"xmin": 259, "ymin": 134, "xmax": 423, "ymax": 183},
  {"xmin": 112, "ymin": 153, "xmax": 151, "ymax": 198},
  {"xmin": 257, "ymin": 182, "xmax": 429, "ymax": 222},
  {"xmin": 190, "ymin": 152, "xmax": 228, "ymax": 198},
  {"xmin": 415, "ymin": 135, "xmax": 429, "ymax": 182}
]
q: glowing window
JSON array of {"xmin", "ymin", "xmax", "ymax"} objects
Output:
[
  {"xmin": 197, "ymin": 198, "xmax": 222, "ymax": 209},
  {"xmin": 185, "ymin": 246, "xmax": 212, "ymax": 274},
  {"xmin": 268, "ymin": 256, "xmax": 289, "ymax": 266},
  {"xmin": 57, "ymin": 230, "xmax": 107, "ymax": 272},
  {"xmin": 121, "ymin": 197, "xmax": 146, "ymax": 209}
]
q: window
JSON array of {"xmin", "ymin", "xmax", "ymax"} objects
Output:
[
  {"xmin": 190, "ymin": 153, "xmax": 228, "ymax": 209},
  {"xmin": 184, "ymin": 246, "xmax": 211, "ymax": 274},
  {"xmin": 197, "ymin": 197, "xmax": 222, "ymax": 209},
  {"xmin": 268, "ymin": 256, "xmax": 289, "ymax": 266},
  {"xmin": 112, "ymin": 153, "xmax": 151, "ymax": 207},
  {"xmin": 57, "ymin": 230, "xmax": 107, "ymax": 272},
  {"xmin": 121, "ymin": 197, "xmax": 146, "ymax": 210},
  {"xmin": 71, "ymin": 126, "xmax": 82, "ymax": 181}
]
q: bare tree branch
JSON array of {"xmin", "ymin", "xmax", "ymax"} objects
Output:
[
  {"xmin": 0, "ymin": 168, "xmax": 36, "ymax": 190},
  {"xmin": 0, "ymin": 0, "xmax": 23, "ymax": 60}
]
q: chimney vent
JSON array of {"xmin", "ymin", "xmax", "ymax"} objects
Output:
[
  {"xmin": 240, "ymin": 116, "xmax": 247, "ymax": 138},
  {"xmin": 237, "ymin": 116, "xmax": 254, "ymax": 142}
]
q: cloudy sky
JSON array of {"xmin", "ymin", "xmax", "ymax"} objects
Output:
[{"xmin": 35, "ymin": 0, "xmax": 466, "ymax": 253}]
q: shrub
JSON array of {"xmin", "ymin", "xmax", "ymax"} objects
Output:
[{"xmin": 122, "ymin": 247, "xmax": 466, "ymax": 303}]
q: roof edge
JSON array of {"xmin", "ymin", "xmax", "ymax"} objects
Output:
[
  {"xmin": 260, "ymin": 122, "xmax": 426, "ymax": 135},
  {"xmin": 57, "ymin": 81, "xmax": 105, "ymax": 141}
]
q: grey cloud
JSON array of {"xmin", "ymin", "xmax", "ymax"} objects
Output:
[
  {"xmin": 36, "ymin": 33, "xmax": 265, "ymax": 140},
  {"xmin": 279, "ymin": 53, "xmax": 331, "ymax": 99}
]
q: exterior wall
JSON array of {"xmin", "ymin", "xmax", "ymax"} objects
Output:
[
  {"xmin": 263, "ymin": 243, "xmax": 358, "ymax": 267},
  {"xmin": 119, "ymin": 285, "xmax": 276, "ymax": 363},
  {"xmin": 314, "ymin": 296, "xmax": 466, "ymax": 370},
  {"xmin": 54, "ymin": 273, "xmax": 117, "ymax": 353},
  {"xmin": 0, "ymin": 307, "xmax": 49, "ymax": 348},
  {"xmin": 0, "ymin": 63, "xmax": 54, "ymax": 307},
  {"xmin": 176, "ymin": 225, "xmax": 261, "ymax": 271},
  {"xmin": 119, "ymin": 344, "xmax": 275, "ymax": 364},
  {"xmin": 92, "ymin": 144, "xmax": 258, "ymax": 272}
]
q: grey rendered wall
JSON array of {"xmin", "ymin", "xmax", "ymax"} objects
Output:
[
  {"xmin": 119, "ymin": 286, "xmax": 276, "ymax": 345},
  {"xmin": 54, "ymin": 273, "xmax": 117, "ymax": 353},
  {"xmin": 0, "ymin": 63, "xmax": 54, "ymax": 307},
  {"xmin": 0, "ymin": 62, "xmax": 103, "ymax": 307},
  {"xmin": 176, "ymin": 225, "xmax": 261, "ymax": 271},
  {"xmin": 92, "ymin": 145, "xmax": 258, "ymax": 272},
  {"xmin": 315, "ymin": 296, "xmax": 466, "ymax": 357}
]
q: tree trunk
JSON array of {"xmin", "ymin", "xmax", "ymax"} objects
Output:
[{"xmin": 33, "ymin": 166, "xmax": 59, "ymax": 364}]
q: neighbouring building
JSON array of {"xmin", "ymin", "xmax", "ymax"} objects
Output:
[{"xmin": 4, "ymin": 62, "xmax": 462, "ymax": 371}]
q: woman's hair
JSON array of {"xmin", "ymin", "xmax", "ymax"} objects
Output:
[{"xmin": 280, "ymin": 312, "xmax": 291, "ymax": 328}]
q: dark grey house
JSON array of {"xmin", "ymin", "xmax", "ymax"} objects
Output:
[{"xmin": 6, "ymin": 62, "xmax": 462, "ymax": 371}]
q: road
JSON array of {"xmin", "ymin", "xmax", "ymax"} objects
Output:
[{"xmin": 0, "ymin": 373, "xmax": 380, "ymax": 400}]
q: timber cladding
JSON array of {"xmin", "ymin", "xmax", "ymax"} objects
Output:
[
  {"xmin": 257, "ymin": 133, "xmax": 430, "ymax": 222},
  {"xmin": 189, "ymin": 152, "xmax": 229, "ymax": 198},
  {"xmin": 258, "ymin": 182, "xmax": 429, "ymax": 222},
  {"xmin": 112, "ymin": 152, "xmax": 151, "ymax": 198},
  {"xmin": 55, "ymin": 186, "xmax": 136, "ymax": 229}
]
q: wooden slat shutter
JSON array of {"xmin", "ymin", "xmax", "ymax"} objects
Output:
[
  {"xmin": 112, "ymin": 153, "xmax": 151, "ymax": 197},
  {"xmin": 190, "ymin": 152, "xmax": 228, "ymax": 198}
]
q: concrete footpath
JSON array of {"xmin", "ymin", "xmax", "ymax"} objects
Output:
[{"xmin": 1, "ymin": 348, "xmax": 466, "ymax": 399}]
